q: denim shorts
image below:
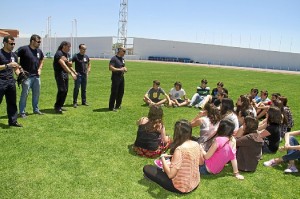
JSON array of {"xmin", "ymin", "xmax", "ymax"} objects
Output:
[{"xmin": 199, "ymin": 162, "xmax": 211, "ymax": 175}]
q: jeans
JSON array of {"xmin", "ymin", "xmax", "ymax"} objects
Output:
[
  {"xmin": 73, "ymin": 74, "xmax": 87, "ymax": 104},
  {"xmin": 19, "ymin": 76, "xmax": 41, "ymax": 114},
  {"xmin": 199, "ymin": 163, "xmax": 211, "ymax": 175},
  {"xmin": 189, "ymin": 93, "xmax": 205, "ymax": 106},
  {"xmin": 282, "ymin": 136, "xmax": 300, "ymax": 162}
]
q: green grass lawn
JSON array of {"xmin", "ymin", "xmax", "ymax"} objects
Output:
[{"xmin": 1, "ymin": 59, "xmax": 300, "ymax": 198}]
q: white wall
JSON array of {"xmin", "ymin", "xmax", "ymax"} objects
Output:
[
  {"xmin": 11, "ymin": 36, "xmax": 113, "ymax": 58},
  {"xmin": 133, "ymin": 38, "xmax": 300, "ymax": 71}
]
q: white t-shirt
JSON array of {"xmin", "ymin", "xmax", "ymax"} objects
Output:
[{"xmin": 169, "ymin": 88, "xmax": 186, "ymax": 100}]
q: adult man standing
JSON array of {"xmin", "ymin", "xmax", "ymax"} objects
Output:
[
  {"xmin": 108, "ymin": 47, "xmax": 127, "ymax": 111},
  {"xmin": 72, "ymin": 44, "xmax": 91, "ymax": 108},
  {"xmin": 17, "ymin": 34, "xmax": 44, "ymax": 117},
  {"xmin": 53, "ymin": 41, "xmax": 77, "ymax": 114},
  {"xmin": 0, "ymin": 35, "xmax": 22, "ymax": 127}
]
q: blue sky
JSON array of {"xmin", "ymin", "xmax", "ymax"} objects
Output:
[{"xmin": 1, "ymin": 0, "xmax": 300, "ymax": 53}]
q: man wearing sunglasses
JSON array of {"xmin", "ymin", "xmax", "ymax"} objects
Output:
[
  {"xmin": 108, "ymin": 47, "xmax": 127, "ymax": 111},
  {"xmin": 72, "ymin": 44, "xmax": 91, "ymax": 108},
  {"xmin": 0, "ymin": 35, "xmax": 22, "ymax": 127},
  {"xmin": 17, "ymin": 34, "xmax": 44, "ymax": 118}
]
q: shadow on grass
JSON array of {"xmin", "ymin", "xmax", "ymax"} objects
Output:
[
  {"xmin": 138, "ymin": 178, "xmax": 177, "ymax": 198},
  {"xmin": 0, "ymin": 123, "xmax": 10, "ymax": 129},
  {"xmin": 39, "ymin": 108, "xmax": 62, "ymax": 115},
  {"xmin": 0, "ymin": 115, "xmax": 7, "ymax": 119},
  {"xmin": 93, "ymin": 108, "xmax": 111, "ymax": 112}
]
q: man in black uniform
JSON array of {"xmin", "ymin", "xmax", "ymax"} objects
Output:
[
  {"xmin": 53, "ymin": 41, "xmax": 77, "ymax": 114},
  {"xmin": 17, "ymin": 34, "xmax": 44, "ymax": 117},
  {"xmin": 108, "ymin": 47, "xmax": 127, "ymax": 111},
  {"xmin": 0, "ymin": 36, "xmax": 22, "ymax": 127},
  {"xmin": 72, "ymin": 44, "xmax": 91, "ymax": 108}
]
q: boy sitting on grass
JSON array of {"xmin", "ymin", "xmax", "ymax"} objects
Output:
[{"xmin": 143, "ymin": 80, "xmax": 171, "ymax": 107}]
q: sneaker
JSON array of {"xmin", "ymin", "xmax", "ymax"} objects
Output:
[
  {"xmin": 284, "ymin": 166, "xmax": 298, "ymax": 173},
  {"xmin": 187, "ymin": 104, "xmax": 192, "ymax": 108},
  {"xmin": 20, "ymin": 113, "xmax": 27, "ymax": 118},
  {"xmin": 34, "ymin": 110, "xmax": 44, "ymax": 115},
  {"xmin": 61, "ymin": 107, "xmax": 67, "ymax": 111},
  {"xmin": 82, "ymin": 102, "xmax": 89, "ymax": 106},
  {"xmin": 263, "ymin": 159, "xmax": 277, "ymax": 167},
  {"xmin": 73, "ymin": 103, "xmax": 78, "ymax": 108}
]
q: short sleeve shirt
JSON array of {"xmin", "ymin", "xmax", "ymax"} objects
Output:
[
  {"xmin": 147, "ymin": 87, "xmax": 166, "ymax": 100},
  {"xmin": 17, "ymin": 45, "xmax": 44, "ymax": 76},
  {"xmin": 265, "ymin": 123, "xmax": 280, "ymax": 152},
  {"xmin": 0, "ymin": 49, "xmax": 18, "ymax": 81},
  {"xmin": 72, "ymin": 53, "xmax": 90, "ymax": 74},
  {"xmin": 109, "ymin": 55, "xmax": 125, "ymax": 77},
  {"xmin": 169, "ymin": 88, "xmax": 186, "ymax": 100},
  {"xmin": 53, "ymin": 50, "xmax": 70, "ymax": 73},
  {"xmin": 197, "ymin": 86, "xmax": 210, "ymax": 96}
]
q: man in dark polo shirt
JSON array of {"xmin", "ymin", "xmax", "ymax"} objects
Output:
[
  {"xmin": 0, "ymin": 35, "xmax": 22, "ymax": 127},
  {"xmin": 72, "ymin": 44, "xmax": 91, "ymax": 108},
  {"xmin": 108, "ymin": 47, "xmax": 127, "ymax": 111},
  {"xmin": 17, "ymin": 34, "xmax": 44, "ymax": 117},
  {"xmin": 53, "ymin": 41, "xmax": 77, "ymax": 114}
]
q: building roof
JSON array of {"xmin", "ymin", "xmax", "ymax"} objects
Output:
[{"xmin": 0, "ymin": 29, "xmax": 19, "ymax": 37}]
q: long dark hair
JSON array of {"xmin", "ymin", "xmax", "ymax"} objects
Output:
[
  {"xmin": 144, "ymin": 105, "xmax": 164, "ymax": 133},
  {"xmin": 169, "ymin": 119, "xmax": 192, "ymax": 155},
  {"xmin": 215, "ymin": 119, "xmax": 235, "ymax": 137},
  {"xmin": 220, "ymin": 98, "xmax": 235, "ymax": 116},
  {"xmin": 203, "ymin": 102, "xmax": 220, "ymax": 125},
  {"xmin": 236, "ymin": 94, "xmax": 251, "ymax": 115},
  {"xmin": 267, "ymin": 106, "xmax": 282, "ymax": 125},
  {"xmin": 57, "ymin": 41, "xmax": 71, "ymax": 51},
  {"xmin": 243, "ymin": 116, "xmax": 258, "ymax": 135}
]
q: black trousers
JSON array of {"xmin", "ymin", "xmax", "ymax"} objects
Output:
[
  {"xmin": 54, "ymin": 72, "xmax": 68, "ymax": 109},
  {"xmin": 0, "ymin": 80, "xmax": 18, "ymax": 124},
  {"xmin": 143, "ymin": 165, "xmax": 182, "ymax": 194},
  {"xmin": 109, "ymin": 75, "xmax": 124, "ymax": 110}
]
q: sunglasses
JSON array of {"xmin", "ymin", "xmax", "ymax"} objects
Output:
[{"xmin": 8, "ymin": 43, "xmax": 16, "ymax": 46}]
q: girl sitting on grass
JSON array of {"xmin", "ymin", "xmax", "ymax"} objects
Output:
[
  {"xmin": 143, "ymin": 119, "xmax": 204, "ymax": 194},
  {"xmin": 236, "ymin": 116, "xmax": 264, "ymax": 172},
  {"xmin": 258, "ymin": 106, "xmax": 282, "ymax": 154},
  {"xmin": 133, "ymin": 105, "xmax": 171, "ymax": 158},
  {"xmin": 264, "ymin": 130, "xmax": 300, "ymax": 173},
  {"xmin": 190, "ymin": 102, "xmax": 220, "ymax": 151},
  {"xmin": 199, "ymin": 119, "xmax": 244, "ymax": 180}
]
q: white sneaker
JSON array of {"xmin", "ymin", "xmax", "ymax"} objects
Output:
[
  {"xmin": 263, "ymin": 159, "xmax": 277, "ymax": 167},
  {"xmin": 284, "ymin": 166, "xmax": 298, "ymax": 173}
]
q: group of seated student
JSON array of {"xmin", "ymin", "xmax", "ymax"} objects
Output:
[
  {"xmin": 143, "ymin": 79, "xmax": 229, "ymax": 109},
  {"xmin": 134, "ymin": 84, "xmax": 298, "ymax": 194}
]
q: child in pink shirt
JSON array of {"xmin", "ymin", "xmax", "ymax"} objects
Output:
[{"xmin": 199, "ymin": 119, "xmax": 244, "ymax": 180}]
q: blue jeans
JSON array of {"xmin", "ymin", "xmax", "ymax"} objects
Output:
[
  {"xmin": 189, "ymin": 93, "xmax": 205, "ymax": 106},
  {"xmin": 282, "ymin": 136, "xmax": 300, "ymax": 162},
  {"xmin": 19, "ymin": 76, "xmax": 41, "ymax": 114},
  {"xmin": 199, "ymin": 163, "xmax": 211, "ymax": 175},
  {"xmin": 73, "ymin": 74, "xmax": 87, "ymax": 104}
]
